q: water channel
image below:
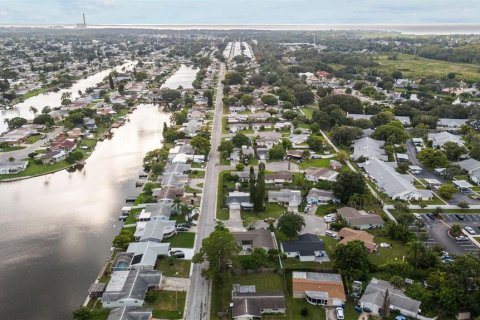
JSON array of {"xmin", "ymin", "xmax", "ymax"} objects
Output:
[
  {"xmin": 0, "ymin": 61, "xmax": 136, "ymax": 134},
  {"xmin": 0, "ymin": 65, "xmax": 196, "ymax": 319}
]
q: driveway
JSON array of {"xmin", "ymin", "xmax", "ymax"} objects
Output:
[
  {"xmin": 302, "ymin": 213, "xmax": 328, "ymax": 235},
  {"xmin": 170, "ymin": 247, "xmax": 195, "ymax": 260},
  {"xmin": 224, "ymin": 207, "xmax": 244, "ymax": 231}
]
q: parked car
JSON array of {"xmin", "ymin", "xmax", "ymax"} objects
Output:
[
  {"xmin": 413, "ymin": 213, "xmax": 421, "ymax": 220},
  {"xmin": 176, "ymin": 223, "xmax": 191, "ymax": 228},
  {"xmin": 426, "ymin": 213, "xmax": 435, "ymax": 220},
  {"xmin": 324, "ymin": 214, "xmax": 336, "ymax": 223},
  {"xmin": 464, "ymin": 226, "xmax": 476, "ymax": 235},
  {"xmin": 455, "ymin": 214, "xmax": 465, "ymax": 220},
  {"xmin": 325, "ymin": 230, "xmax": 338, "ymax": 239},
  {"xmin": 169, "ymin": 250, "xmax": 185, "ymax": 258},
  {"xmin": 455, "ymin": 235, "xmax": 469, "ymax": 241},
  {"xmin": 176, "ymin": 226, "xmax": 189, "ymax": 232},
  {"xmin": 336, "ymin": 307, "xmax": 344, "ymax": 320}
]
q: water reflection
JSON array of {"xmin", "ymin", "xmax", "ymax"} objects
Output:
[
  {"xmin": 0, "ymin": 104, "xmax": 169, "ymax": 319},
  {"xmin": 161, "ymin": 64, "xmax": 197, "ymax": 89}
]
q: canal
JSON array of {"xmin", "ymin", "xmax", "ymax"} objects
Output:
[
  {"xmin": 0, "ymin": 62, "xmax": 196, "ymax": 319},
  {"xmin": 161, "ymin": 64, "xmax": 197, "ymax": 89},
  {"xmin": 0, "ymin": 103, "xmax": 169, "ymax": 319},
  {"xmin": 0, "ymin": 61, "xmax": 136, "ymax": 134}
]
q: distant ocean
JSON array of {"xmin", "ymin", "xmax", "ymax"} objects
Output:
[{"xmin": 1, "ymin": 24, "xmax": 480, "ymax": 35}]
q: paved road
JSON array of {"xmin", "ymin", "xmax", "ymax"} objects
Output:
[
  {"xmin": 0, "ymin": 127, "xmax": 64, "ymax": 162},
  {"xmin": 184, "ymin": 63, "xmax": 225, "ymax": 320}
]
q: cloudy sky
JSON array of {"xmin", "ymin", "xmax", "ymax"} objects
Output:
[{"xmin": 0, "ymin": 0, "xmax": 478, "ymax": 25}]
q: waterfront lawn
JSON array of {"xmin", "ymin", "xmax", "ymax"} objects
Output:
[
  {"xmin": 0, "ymin": 145, "xmax": 25, "ymax": 152},
  {"xmin": 125, "ymin": 208, "xmax": 142, "ymax": 224},
  {"xmin": 164, "ymin": 232, "xmax": 195, "ymax": 248},
  {"xmin": 0, "ymin": 158, "xmax": 72, "ymax": 180},
  {"xmin": 188, "ymin": 170, "xmax": 205, "ymax": 179},
  {"xmin": 300, "ymin": 106, "xmax": 315, "ymax": 119},
  {"xmin": 155, "ymin": 257, "xmax": 191, "ymax": 278},
  {"xmin": 147, "ymin": 290, "xmax": 186, "ymax": 320}
]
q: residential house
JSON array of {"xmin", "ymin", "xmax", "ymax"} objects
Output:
[
  {"xmin": 41, "ymin": 150, "xmax": 67, "ymax": 164},
  {"xmin": 360, "ymin": 158, "xmax": 433, "ymax": 201},
  {"xmin": 338, "ymin": 228, "xmax": 377, "ymax": 252},
  {"xmin": 232, "ymin": 229, "xmax": 275, "ymax": 253},
  {"xmin": 264, "ymin": 171, "xmax": 293, "ymax": 185},
  {"xmin": 359, "ymin": 278, "xmax": 421, "ymax": 318},
  {"xmin": 268, "ymin": 189, "xmax": 302, "ymax": 212},
  {"xmin": 352, "ymin": 137, "xmax": 387, "ymax": 161},
  {"xmin": 337, "ymin": 207, "xmax": 384, "ymax": 230},
  {"xmin": 136, "ymin": 203, "xmax": 172, "ymax": 222},
  {"xmin": 306, "ymin": 188, "xmax": 338, "ymax": 205},
  {"xmin": 152, "ymin": 186, "xmax": 184, "ymax": 203},
  {"xmin": 281, "ymin": 234, "xmax": 326, "ymax": 262},
  {"xmin": 0, "ymin": 160, "xmax": 28, "ymax": 174},
  {"xmin": 226, "ymin": 191, "xmax": 254, "ymax": 211},
  {"xmin": 255, "ymin": 132, "xmax": 281, "ymax": 149},
  {"xmin": 437, "ymin": 118, "xmax": 468, "ymax": 132},
  {"xmin": 106, "ymin": 307, "xmax": 152, "ymax": 320},
  {"xmin": 248, "ymin": 112, "xmax": 271, "ymax": 122},
  {"xmin": 428, "ymin": 131, "xmax": 464, "ymax": 148},
  {"xmin": 101, "ymin": 270, "xmax": 161, "ymax": 308},
  {"xmin": 305, "ymin": 167, "xmax": 338, "ymax": 182},
  {"xmin": 292, "ymin": 272, "xmax": 346, "ymax": 307},
  {"xmin": 134, "ymin": 219, "xmax": 176, "ymax": 242},
  {"xmin": 125, "ymin": 242, "xmax": 170, "ymax": 270},
  {"xmin": 458, "ymin": 158, "xmax": 480, "ymax": 184},
  {"xmin": 232, "ymin": 285, "xmax": 286, "ymax": 319}
]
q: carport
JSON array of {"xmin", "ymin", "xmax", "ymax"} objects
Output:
[{"xmin": 453, "ymin": 180, "xmax": 473, "ymax": 192}]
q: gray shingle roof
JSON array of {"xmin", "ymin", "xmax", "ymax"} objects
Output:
[
  {"xmin": 102, "ymin": 270, "xmax": 161, "ymax": 305},
  {"xmin": 232, "ymin": 291, "xmax": 285, "ymax": 318},
  {"xmin": 360, "ymin": 278, "xmax": 421, "ymax": 315},
  {"xmin": 107, "ymin": 307, "xmax": 152, "ymax": 320},
  {"xmin": 281, "ymin": 234, "xmax": 324, "ymax": 256}
]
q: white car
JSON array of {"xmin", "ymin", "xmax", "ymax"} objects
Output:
[
  {"xmin": 464, "ymin": 227, "xmax": 476, "ymax": 235},
  {"xmin": 455, "ymin": 235, "xmax": 469, "ymax": 241},
  {"xmin": 336, "ymin": 307, "xmax": 344, "ymax": 320},
  {"xmin": 325, "ymin": 230, "xmax": 338, "ymax": 239},
  {"xmin": 324, "ymin": 214, "xmax": 337, "ymax": 223}
]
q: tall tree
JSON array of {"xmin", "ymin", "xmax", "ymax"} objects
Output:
[
  {"xmin": 277, "ymin": 213, "xmax": 305, "ymax": 239},
  {"xmin": 108, "ymin": 73, "xmax": 115, "ymax": 89},
  {"xmin": 255, "ymin": 163, "xmax": 266, "ymax": 211},
  {"xmin": 192, "ymin": 224, "xmax": 240, "ymax": 282},
  {"xmin": 334, "ymin": 240, "xmax": 371, "ymax": 286},
  {"xmin": 333, "ymin": 171, "xmax": 367, "ymax": 204}
]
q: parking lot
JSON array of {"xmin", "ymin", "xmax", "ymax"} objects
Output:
[{"xmin": 419, "ymin": 214, "xmax": 479, "ymax": 255}]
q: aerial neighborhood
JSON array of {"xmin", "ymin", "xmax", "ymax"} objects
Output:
[{"xmin": 1, "ymin": 29, "xmax": 480, "ymax": 320}]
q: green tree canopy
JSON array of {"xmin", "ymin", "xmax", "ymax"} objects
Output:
[{"xmin": 277, "ymin": 212, "xmax": 305, "ymax": 239}]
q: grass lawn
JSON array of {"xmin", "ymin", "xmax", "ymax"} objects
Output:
[
  {"xmin": 282, "ymin": 258, "xmax": 333, "ymax": 270},
  {"xmin": 315, "ymin": 204, "xmax": 339, "ymax": 217},
  {"xmin": 216, "ymin": 170, "xmax": 232, "ymax": 220},
  {"xmin": 211, "ymin": 273, "xmax": 286, "ymax": 320},
  {"xmin": 185, "ymin": 185, "xmax": 201, "ymax": 193},
  {"xmin": 222, "ymin": 116, "xmax": 228, "ymax": 134},
  {"xmin": 155, "ymin": 257, "xmax": 191, "ymax": 278},
  {"xmin": 164, "ymin": 232, "xmax": 195, "ymax": 248},
  {"xmin": 319, "ymin": 236, "xmax": 340, "ymax": 257},
  {"xmin": 369, "ymin": 230, "xmax": 406, "ymax": 265},
  {"xmin": 344, "ymin": 300, "xmax": 360, "ymax": 319},
  {"xmin": 372, "ymin": 53, "xmax": 480, "ymax": 82},
  {"xmin": 0, "ymin": 145, "xmax": 25, "ymax": 152},
  {"xmin": 299, "ymin": 107, "xmax": 314, "ymax": 119},
  {"xmin": 272, "ymin": 297, "xmax": 326, "ymax": 320},
  {"xmin": 299, "ymin": 158, "xmax": 331, "ymax": 170},
  {"xmin": 26, "ymin": 135, "xmax": 42, "ymax": 144},
  {"xmin": 0, "ymin": 158, "xmax": 73, "ymax": 180},
  {"xmin": 147, "ymin": 290, "xmax": 186, "ymax": 319},
  {"xmin": 188, "ymin": 170, "xmax": 205, "ymax": 179},
  {"xmin": 241, "ymin": 202, "xmax": 285, "ymax": 221}
]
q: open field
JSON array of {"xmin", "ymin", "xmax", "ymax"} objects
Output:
[{"xmin": 372, "ymin": 54, "xmax": 480, "ymax": 81}]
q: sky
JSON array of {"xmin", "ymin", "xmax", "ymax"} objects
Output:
[{"xmin": 0, "ymin": 0, "xmax": 479, "ymax": 25}]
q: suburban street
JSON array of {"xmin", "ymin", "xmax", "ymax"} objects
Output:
[
  {"xmin": 184, "ymin": 63, "xmax": 225, "ymax": 320},
  {"xmin": 0, "ymin": 126, "xmax": 64, "ymax": 162}
]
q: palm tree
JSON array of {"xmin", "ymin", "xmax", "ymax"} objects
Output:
[
  {"xmin": 406, "ymin": 240, "xmax": 425, "ymax": 269},
  {"xmin": 450, "ymin": 224, "xmax": 462, "ymax": 237},
  {"xmin": 61, "ymin": 92, "xmax": 72, "ymax": 107},
  {"xmin": 172, "ymin": 197, "xmax": 182, "ymax": 215},
  {"xmin": 29, "ymin": 106, "xmax": 38, "ymax": 115}
]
